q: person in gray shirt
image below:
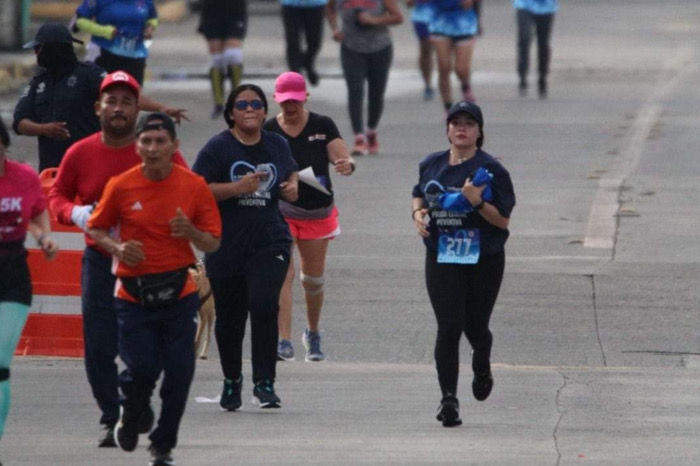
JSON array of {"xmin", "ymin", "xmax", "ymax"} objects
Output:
[{"xmin": 326, "ymin": 0, "xmax": 403, "ymax": 156}]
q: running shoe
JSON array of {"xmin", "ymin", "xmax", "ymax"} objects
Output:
[
  {"xmin": 422, "ymin": 87, "xmax": 436, "ymax": 101},
  {"xmin": 518, "ymin": 79, "xmax": 528, "ymax": 97},
  {"xmin": 462, "ymin": 86, "xmax": 476, "ymax": 103},
  {"xmin": 148, "ymin": 445, "xmax": 176, "ymax": 466},
  {"xmin": 252, "ymin": 378, "xmax": 281, "ymax": 408},
  {"xmin": 538, "ymin": 78, "xmax": 547, "ymax": 99},
  {"xmin": 277, "ymin": 339, "xmax": 295, "ymax": 361},
  {"xmin": 137, "ymin": 404, "xmax": 155, "ymax": 434},
  {"xmin": 307, "ymin": 68, "xmax": 320, "ymax": 86},
  {"xmin": 114, "ymin": 406, "xmax": 139, "ymax": 452},
  {"xmin": 302, "ymin": 328, "xmax": 326, "ymax": 362},
  {"xmin": 472, "ymin": 371, "xmax": 494, "ymax": 401},
  {"xmin": 220, "ymin": 376, "xmax": 243, "ymax": 411},
  {"xmin": 351, "ymin": 134, "xmax": 368, "ymax": 156},
  {"xmin": 98, "ymin": 422, "xmax": 117, "ymax": 448},
  {"xmin": 366, "ymin": 130, "xmax": 380, "ymax": 155},
  {"xmin": 210, "ymin": 104, "xmax": 224, "ymax": 119},
  {"xmin": 436, "ymin": 393, "xmax": 462, "ymax": 427}
]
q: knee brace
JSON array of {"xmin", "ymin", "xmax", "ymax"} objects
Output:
[
  {"xmin": 300, "ymin": 272, "xmax": 325, "ymax": 296},
  {"xmin": 211, "ymin": 53, "xmax": 226, "ymax": 69},
  {"xmin": 223, "ymin": 47, "xmax": 244, "ymax": 66},
  {"xmin": 0, "ymin": 368, "xmax": 8, "ymax": 382}
]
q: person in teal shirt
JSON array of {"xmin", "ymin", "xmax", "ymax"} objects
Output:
[{"xmin": 513, "ymin": 0, "xmax": 558, "ymax": 98}]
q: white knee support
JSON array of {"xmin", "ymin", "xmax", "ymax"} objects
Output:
[
  {"xmin": 300, "ymin": 272, "xmax": 325, "ymax": 296},
  {"xmin": 211, "ymin": 53, "xmax": 226, "ymax": 69},
  {"xmin": 224, "ymin": 47, "xmax": 244, "ymax": 66}
]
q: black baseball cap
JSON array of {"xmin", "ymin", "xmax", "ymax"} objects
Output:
[
  {"xmin": 23, "ymin": 22, "xmax": 84, "ymax": 49},
  {"xmin": 446, "ymin": 101, "xmax": 483, "ymax": 127},
  {"xmin": 136, "ymin": 112, "xmax": 177, "ymax": 140}
]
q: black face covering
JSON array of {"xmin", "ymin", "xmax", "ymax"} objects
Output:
[{"xmin": 37, "ymin": 42, "xmax": 78, "ymax": 76}]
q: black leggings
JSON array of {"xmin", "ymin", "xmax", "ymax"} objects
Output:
[
  {"xmin": 425, "ymin": 249, "xmax": 505, "ymax": 396},
  {"xmin": 516, "ymin": 10, "xmax": 554, "ymax": 81},
  {"xmin": 282, "ymin": 5, "xmax": 325, "ymax": 73},
  {"xmin": 96, "ymin": 48, "xmax": 147, "ymax": 85},
  {"xmin": 210, "ymin": 250, "xmax": 289, "ymax": 384},
  {"xmin": 340, "ymin": 44, "xmax": 393, "ymax": 134}
]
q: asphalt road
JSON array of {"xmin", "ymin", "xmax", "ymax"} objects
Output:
[{"xmin": 1, "ymin": 0, "xmax": 700, "ymax": 464}]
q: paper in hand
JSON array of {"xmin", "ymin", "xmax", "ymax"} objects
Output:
[{"xmin": 298, "ymin": 166, "xmax": 331, "ymax": 195}]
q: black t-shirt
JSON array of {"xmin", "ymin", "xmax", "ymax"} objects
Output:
[
  {"xmin": 192, "ymin": 129, "xmax": 298, "ymax": 278},
  {"xmin": 264, "ymin": 112, "xmax": 342, "ymax": 213},
  {"xmin": 412, "ymin": 149, "xmax": 516, "ymax": 256}
]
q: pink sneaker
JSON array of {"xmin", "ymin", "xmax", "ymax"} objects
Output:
[
  {"xmin": 463, "ymin": 86, "xmax": 476, "ymax": 103},
  {"xmin": 366, "ymin": 130, "xmax": 380, "ymax": 155},
  {"xmin": 351, "ymin": 134, "xmax": 368, "ymax": 156}
]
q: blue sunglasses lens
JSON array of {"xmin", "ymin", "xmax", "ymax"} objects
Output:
[{"xmin": 234, "ymin": 99, "xmax": 263, "ymax": 111}]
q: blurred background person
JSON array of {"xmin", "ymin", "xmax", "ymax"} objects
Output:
[
  {"xmin": 73, "ymin": 0, "xmax": 158, "ymax": 85},
  {"xmin": 280, "ymin": 0, "xmax": 327, "ymax": 86},
  {"xmin": 406, "ymin": 0, "xmax": 435, "ymax": 101},
  {"xmin": 264, "ymin": 72, "xmax": 355, "ymax": 362},
  {"xmin": 514, "ymin": 0, "xmax": 558, "ymax": 98}
]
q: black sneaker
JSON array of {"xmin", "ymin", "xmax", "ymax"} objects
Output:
[
  {"xmin": 538, "ymin": 78, "xmax": 547, "ymax": 99},
  {"xmin": 148, "ymin": 445, "xmax": 176, "ymax": 466},
  {"xmin": 220, "ymin": 376, "xmax": 242, "ymax": 411},
  {"xmin": 472, "ymin": 371, "xmax": 494, "ymax": 401},
  {"xmin": 114, "ymin": 406, "xmax": 139, "ymax": 452},
  {"xmin": 436, "ymin": 394, "xmax": 462, "ymax": 427},
  {"xmin": 97, "ymin": 422, "xmax": 117, "ymax": 448},
  {"xmin": 252, "ymin": 378, "xmax": 281, "ymax": 408},
  {"xmin": 138, "ymin": 404, "xmax": 155, "ymax": 434}
]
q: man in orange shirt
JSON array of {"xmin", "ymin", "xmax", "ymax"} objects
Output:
[{"xmin": 88, "ymin": 112, "xmax": 221, "ymax": 466}]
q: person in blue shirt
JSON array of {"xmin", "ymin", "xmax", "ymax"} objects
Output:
[
  {"xmin": 406, "ymin": 0, "xmax": 435, "ymax": 100},
  {"xmin": 193, "ymin": 84, "xmax": 299, "ymax": 411},
  {"xmin": 280, "ymin": 0, "xmax": 327, "ymax": 86},
  {"xmin": 73, "ymin": 0, "xmax": 158, "ymax": 85},
  {"xmin": 412, "ymin": 101, "xmax": 515, "ymax": 427},
  {"xmin": 513, "ymin": 0, "xmax": 558, "ymax": 98},
  {"xmin": 429, "ymin": 0, "xmax": 481, "ymax": 109}
]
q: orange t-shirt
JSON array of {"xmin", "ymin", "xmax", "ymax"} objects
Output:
[{"xmin": 88, "ymin": 164, "xmax": 222, "ymax": 302}]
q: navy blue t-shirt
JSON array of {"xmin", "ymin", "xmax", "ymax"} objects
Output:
[
  {"xmin": 412, "ymin": 149, "xmax": 516, "ymax": 256},
  {"xmin": 192, "ymin": 129, "xmax": 298, "ymax": 277}
]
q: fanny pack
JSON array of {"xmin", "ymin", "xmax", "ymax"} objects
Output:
[{"xmin": 121, "ymin": 267, "xmax": 189, "ymax": 310}]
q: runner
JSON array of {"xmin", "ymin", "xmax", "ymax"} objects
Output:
[
  {"xmin": 514, "ymin": 0, "xmax": 558, "ymax": 97},
  {"xmin": 0, "ymin": 117, "xmax": 59, "ymax": 459},
  {"xmin": 198, "ymin": 0, "xmax": 247, "ymax": 118},
  {"xmin": 264, "ymin": 71, "xmax": 355, "ymax": 362},
  {"xmin": 326, "ymin": 0, "xmax": 403, "ymax": 155},
  {"xmin": 193, "ymin": 84, "xmax": 298, "ymax": 410},
  {"xmin": 429, "ymin": 0, "xmax": 480, "ymax": 108},
  {"xmin": 88, "ymin": 112, "xmax": 221, "ymax": 466},
  {"xmin": 412, "ymin": 101, "xmax": 515, "ymax": 427},
  {"xmin": 406, "ymin": 0, "xmax": 435, "ymax": 100},
  {"xmin": 280, "ymin": 0, "xmax": 327, "ymax": 85},
  {"xmin": 48, "ymin": 71, "xmax": 188, "ymax": 447}
]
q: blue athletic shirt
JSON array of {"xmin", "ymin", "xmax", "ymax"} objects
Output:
[
  {"xmin": 429, "ymin": 0, "xmax": 478, "ymax": 37},
  {"xmin": 513, "ymin": 0, "xmax": 558, "ymax": 15},
  {"xmin": 76, "ymin": 0, "xmax": 157, "ymax": 59},
  {"xmin": 192, "ymin": 130, "xmax": 298, "ymax": 278},
  {"xmin": 412, "ymin": 149, "xmax": 515, "ymax": 256},
  {"xmin": 280, "ymin": 0, "xmax": 327, "ymax": 7}
]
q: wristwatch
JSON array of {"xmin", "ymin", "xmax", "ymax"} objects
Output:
[{"xmin": 472, "ymin": 200, "xmax": 485, "ymax": 211}]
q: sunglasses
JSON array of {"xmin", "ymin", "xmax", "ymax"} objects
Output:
[{"xmin": 233, "ymin": 99, "xmax": 264, "ymax": 111}]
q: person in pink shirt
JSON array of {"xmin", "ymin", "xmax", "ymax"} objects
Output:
[
  {"xmin": 48, "ymin": 71, "xmax": 187, "ymax": 448},
  {"xmin": 0, "ymin": 117, "xmax": 58, "ymax": 458}
]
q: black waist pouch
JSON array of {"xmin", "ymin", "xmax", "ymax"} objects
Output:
[{"xmin": 121, "ymin": 268, "xmax": 189, "ymax": 310}]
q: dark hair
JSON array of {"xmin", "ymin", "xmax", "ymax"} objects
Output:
[
  {"xmin": 0, "ymin": 116, "xmax": 10, "ymax": 148},
  {"xmin": 136, "ymin": 112, "xmax": 177, "ymax": 141},
  {"xmin": 223, "ymin": 83, "xmax": 268, "ymax": 128}
]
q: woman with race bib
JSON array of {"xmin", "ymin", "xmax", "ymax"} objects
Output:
[{"xmin": 411, "ymin": 101, "xmax": 515, "ymax": 427}]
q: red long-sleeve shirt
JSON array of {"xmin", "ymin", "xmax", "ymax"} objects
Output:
[{"xmin": 48, "ymin": 132, "xmax": 189, "ymax": 252}]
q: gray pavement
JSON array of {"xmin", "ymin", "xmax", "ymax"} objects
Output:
[{"xmin": 2, "ymin": 0, "xmax": 700, "ymax": 464}]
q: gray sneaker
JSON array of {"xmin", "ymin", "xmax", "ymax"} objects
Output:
[
  {"xmin": 302, "ymin": 329, "xmax": 326, "ymax": 362},
  {"xmin": 277, "ymin": 339, "xmax": 295, "ymax": 361}
]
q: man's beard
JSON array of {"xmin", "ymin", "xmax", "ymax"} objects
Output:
[{"xmin": 103, "ymin": 117, "xmax": 134, "ymax": 139}]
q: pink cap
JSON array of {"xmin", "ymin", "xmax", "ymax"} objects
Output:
[
  {"xmin": 274, "ymin": 71, "xmax": 307, "ymax": 103},
  {"xmin": 99, "ymin": 70, "xmax": 140, "ymax": 98}
]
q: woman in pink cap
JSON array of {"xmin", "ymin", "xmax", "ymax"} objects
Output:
[{"xmin": 264, "ymin": 72, "xmax": 355, "ymax": 362}]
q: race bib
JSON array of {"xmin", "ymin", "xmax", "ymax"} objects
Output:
[{"xmin": 437, "ymin": 228, "xmax": 480, "ymax": 264}]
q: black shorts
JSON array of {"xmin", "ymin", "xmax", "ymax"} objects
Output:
[
  {"xmin": 0, "ymin": 249, "xmax": 32, "ymax": 306},
  {"xmin": 198, "ymin": 14, "xmax": 247, "ymax": 40}
]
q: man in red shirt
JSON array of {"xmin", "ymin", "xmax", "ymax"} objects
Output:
[
  {"xmin": 88, "ymin": 112, "xmax": 221, "ymax": 466},
  {"xmin": 48, "ymin": 70, "xmax": 188, "ymax": 447}
]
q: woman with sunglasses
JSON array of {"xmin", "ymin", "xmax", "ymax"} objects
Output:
[
  {"xmin": 193, "ymin": 84, "xmax": 299, "ymax": 411},
  {"xmin": 0, "ymin": 117, "xmax": 59, "ymax": 454}
]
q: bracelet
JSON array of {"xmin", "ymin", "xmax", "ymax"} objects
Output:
[
  {"xmin": 472, "ymin": 200, "xmax": 485, "ymax": 211},
  {"xmin": 412, "ymin": 208, "xmax": 423, "ymax": 220}
]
